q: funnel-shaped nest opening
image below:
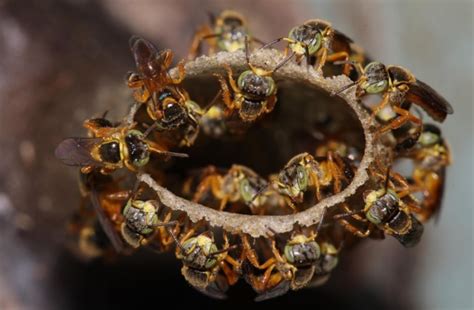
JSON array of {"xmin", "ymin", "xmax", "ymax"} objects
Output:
[{"xmin": 136, "ymin": 49, "xmax": 383, "ymax": 238}]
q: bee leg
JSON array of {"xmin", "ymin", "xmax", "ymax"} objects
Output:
[
  {"xmin": 192, "ymin": 175, "xmax": 215, "ymax": 203},
  {"xmin": 327, "ymin": 152, "xmax": 343, "ymax": 194},
  {"xmin": 218, "ymin": 196, "xmax": 230, "ymax": 211},
  {"xmin": 341, "ymin": 203, "xmax": 366, "ymax": 222},
  {"xmin": 80, "ymin": 166, "xmax": 93, "ymax": 174},
  {"xmin": 188, "ymin": 25, "xmax": 214, "ymax": 60},
  {"xmin": 308, "ymin": 170, "xmax": 322, "ymax": 202},
  {"xmin": 242, "ymin": 235, "xmax": 276, "ymax": 269},
  {"xmin": 169, "ymin": 60, "xmax": 186, "ymax": 85},
  {"xmin": 132, "ymin": 87, "xmax": 150, "ymax": 103},
  {"xmin": 338, "ymin": 218, "xmax": 371, "ymax": 238},
  {"xmin": 315, "ymin": 47, "xmax": 328, "ymax": 72},
  {"xmin": 283, "ymin": 196, "xmax": 298, "ymax": 213},
  {"xmin": 370, "ymin": 93, "xmax": 391, "ymax": 119},
  {"xmin": 213, "ymin": 72, "xmax": 235, "ymax": 110},
  {"xmin": 104, "ymin": 190, "xmax": 131, "ymax": 201},
  {"xmin": 377, "ymin": 106, "xmax": 422, "ymax": 135},
  {"xmin": 220, "ymin": 260, "xmax": 240, "ymax": 285},
  {"xmin": 269, "ymin": 238, "xmax": 285, "ymax": 264},
  {"xmin": 325, "ymin": 51, "xmax": 351, "ymax": 75},
  {"xmin": 264, "ymin": 95, "xmax": 277, "ymax": 114},
  {"xmin": 223, "ymin": 64, "xmax": 240, "ymax": 93}
]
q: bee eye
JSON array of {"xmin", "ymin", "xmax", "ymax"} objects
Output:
[
  {"xmin": 125, "ymin": 130, "xmax": 149, "ymax": 167},
  {"xmin": 365, "ymin": 80, "xmax": 388, "ymax": 94},
  {"xmin": 307, "ymin": 32, "xmax": 322, "ymax": 55},
  {"xmin": 284, "ymin": 244, "xmax": 295, "ymax": 263},
  {"xmin": 98, "ymin": 141, "xmax": 121, "ymax": 164},
  {"xmin": 237, "ymin": 70, "xmax": 252, "ymax": 89},
  {"xmin": 419, "ymin": 131, "xmax": 440, "ymax": 146},
  {"xmin": 296, "ymin": 166, "xmax": 308, "ymax": 189},
  {"xmin": 240, "ymin": 179, "xmax": 255, "ymax": 202},
  {"xmin": 265, "ymin": 77, "xmax": 276, "ymax": 96}
]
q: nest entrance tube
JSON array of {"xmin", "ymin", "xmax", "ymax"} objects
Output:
[{"xmin": 138, "ymin": 49, "xmax": 384, "ymax": 238}]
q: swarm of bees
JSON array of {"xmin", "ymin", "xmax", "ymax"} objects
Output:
[{"xmin": 56, "ymin": 10, "xmax": 453, "ymax": 301}]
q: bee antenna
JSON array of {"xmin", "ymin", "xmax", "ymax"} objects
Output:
[
  {"xmin": 259, "ymin": 37, "xmax": 284, "ymax": 50},
  {"xmin": 330, "ymin": 80, "xmax": 358, "ymax": 97},
  {"xmin": 316, "ymin": 207, "xmax": 327, "ymax": 235},
  {"xmin": 143, "ymin": 122, "xmax": 158, "ymax": 139},
  {"xmin": 209, "ymin": 244, "xmax": 237, "ymax": 257},
  {"xmin": 245, "ymin": 35, "xmax": 251, "ymax": 67},
  {"xmin": 383, "ymin": 165, "xmax": 392, "ymax": 194},
  {"xmin": 249, "ymin": 183, "xmax": 270, "ymax": 205},
  {"xmin": 131, "ymin": 179, "xmax": 141, "ymax": 199},
  {"xmin": 203, "ymin": 89, "xmax": 222, "ymax": 114},
  {"xmin": 273, "ymin": 51, "xmax": 295, "ymax": 73},
  {"xmin": 165, "ymin": 225, "xmax": 186, "ymax": 253},
  {"xmin": 207, "ymin": 11, "xmax": 216, "ymax": 25},
  {"xmin": 333, "ymin": 209, "xmax": 364, "ymax": 220}
]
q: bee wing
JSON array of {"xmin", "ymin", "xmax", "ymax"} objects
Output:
[
  {"xmin": 90, "ymin": 189, "xmax": 125, "ymax": 253},
  {"xmin": 333, "ymin": 29, "xmax": 354, "ymax": 44},
  {"xmin": 330, "ymin": 29, "xmax": 353, "ymax": 55},
  {"xmin": 254, "ymin": 280, "xmax": 291, "ymax": 302},
  {"xmin": 431, "ymin": 166, "xmax": 446, "ymax": 223},
  {"xmin": 406, "ymin": 79, "xmax": 454, "ymax": 122},
  {"xmin": 193, "ymin": 281, "xmax": 228, "ymax": 300},
  {"xmin": 55, "ymin": 137, "xmax": 102, "ymax": 167},
  {"xmin": 129, "ymin": 36, "xmax": 158, "ymax": 71}
]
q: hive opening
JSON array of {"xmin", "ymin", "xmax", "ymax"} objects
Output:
[{"xmin": 133, "ymin": 49, "xmax": 379, "ymax": 237}]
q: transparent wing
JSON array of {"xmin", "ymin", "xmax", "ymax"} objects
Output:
[
  {"xmin": 90, "ymin": 189, "xmax": 124, "ymax": 253},
  {"xmin": 55, "ymin": 137, "xmax": 102, "ymax": 167},
  {"xmin": 407, "ymin": 79, "xmax": 454, "ymax": 122}
]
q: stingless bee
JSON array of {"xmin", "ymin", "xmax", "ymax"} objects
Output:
[
  {"xmin": 268, "ymin": 152, "xmax": 353, "ymax": 211},
  {"xmin": 331, "ymin": 61, "xmax": 453, "ymax": 136},
  {"xmin": 188, "ymin": 10, "xmax": 263, "ymax": 59},
  {"xmin": 191, "ymin": 165, "xmax": 268, "ymax": 213},
  {"xmin": 120, "ymin": 198, "xmax": 180, "ymax": 249},
  {"xmin": 261, "ymin": 19, "xmax": 354, "ymax": 74},
  {"xmin": 55, "ymin": 118, "xmax": 187, "ymax": 174},
  {"xmin": 404, "ymin": 124, "xmax": 451, "ymax": 221},
  {"xmin": 127, "ymin": 36, "xmax": 185, "ymax": 103},
  {"xmin": 76, "ymin": 170, "xmax": 128, "ymax": 254},
  {"xmin": 147, "ymin": 86, "xmax": 204, "ymax": 147},
  {"xmin": 213, "ymin": 37, "xmax": 293, "ymax": 122},
  {"xmin": 176, "ymin": 229, "xmax": 242, "ymax": 299},
  {"xmin": 242, "ymin": 210, "xmax": 328, "ymax": 301},
  {"xmin": 334, "ymin": 167, "xmax": 424, "ymax": 247}
]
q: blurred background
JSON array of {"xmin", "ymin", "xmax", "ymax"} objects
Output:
[{"xmin": 0, "ymin": 0, "xmax": 472, "ymax": 309}]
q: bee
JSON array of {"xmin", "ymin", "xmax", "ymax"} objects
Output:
[
  {"xmin": 375, "ymin": 103, "xmax": 424, "ymax": 152},
  {"xmin": 191, "ymin": 165, "xmax": 269, "ymax": 213},
  {"xmin": 76, "ymin": 170, "xmax": 128, "ymax": 254},
  {"xmin": 213, "ymin": 37, "xmax": 292, "ymax": 122},
  {"xmin": 127, "ymin": 36, "xmax": 185, "ymax": 103},
  {"xmin": 315, "ymin": 138, "xmax": 362, "ymax": 165},
  {"xmin": 200, "ymin": 104, "xmax": 227, "ymax": 138},
  {"xmin": 405, "ymin": 124, "xmax": 451, "ymax": 221},
  {"xmin": 331, "ymin": 62, "xmax": 454, "ymax": 136},
  {"xmin": 147, "ymin": 86, "xmax": 204, "ymax": 147},
  {"xmin": 55, "ymin": 118, "xmax": 187, "ymax": 174},
  {"xmin": 120, "ymin": 198, "xmax": 180, "ymax": 249},
  {"xmin": 242, "ymin": 210, "xmax": 327, "ymax": 301},
  {"xmin": 312, "ymin": 241, "xmax": 340, "ymax": 284},
  {"xmin": 176, "ymin": 229, "xmax": 241, "ymax": 300},
  {"xmin": 334, "ymin": 167, "xmax": 424, "ymax": 247},
  {"xmin": 261, "ymin": 19, "xmax": 354, "ymax": 74},
  {"xmin": 269, "ymin": 152, "xmax": 352, "ymax": 210},
  {"xmin": 188, "ymin": 10, "xmax": 262, "ymax": 59},
  {"xmin": 68, "ymin": 186, "xmax": 121, "ymax": 261}
]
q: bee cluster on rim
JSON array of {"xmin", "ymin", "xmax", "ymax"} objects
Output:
[{"xmin": 56, "ymin": 10, "xmax": 453, "ymax": 301}]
